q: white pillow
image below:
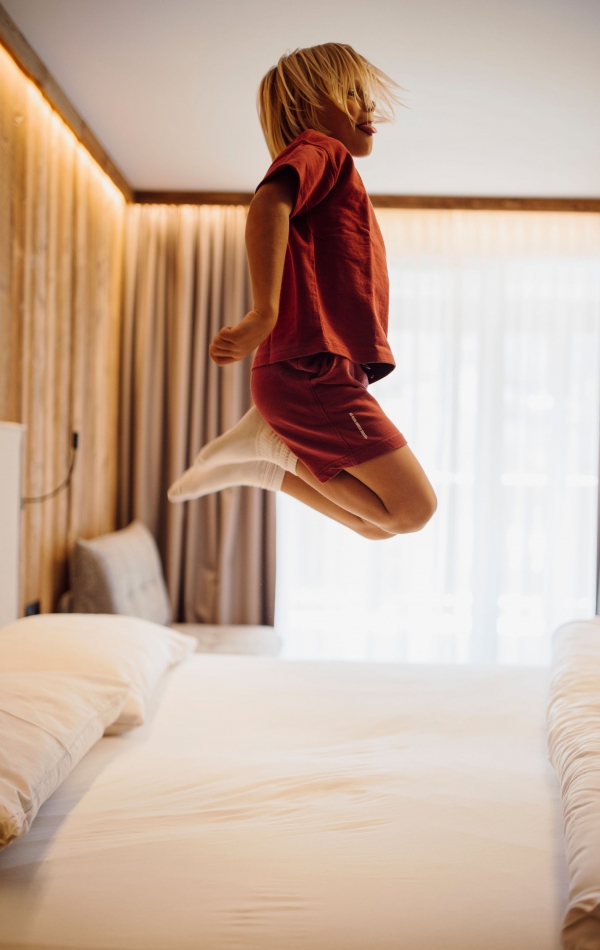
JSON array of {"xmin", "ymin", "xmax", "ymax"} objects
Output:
[
  {"xmin": 0, "ymin": 671, "xmax": 128, "ymax": 849},
  {"xmin": 0, "ymin": 614, "xmax": 196, "ymax": 734}
]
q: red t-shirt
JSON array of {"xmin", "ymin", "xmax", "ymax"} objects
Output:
[{"xmin": 252, "ymin": 129, "xmax": 395, "ymax": 383}]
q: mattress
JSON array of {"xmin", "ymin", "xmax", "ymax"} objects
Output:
[{"xmin": 0, "ymin": 656, "xmax": 567, "ymax": 950}]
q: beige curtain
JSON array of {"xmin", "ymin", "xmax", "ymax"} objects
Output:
[
  {"xmin": 0, "ymin": 44, "xmax": 125, "ymax": 614},
  {"xmin": 119, "ymin": 203, "xmax": 275, "ymax": 624}
]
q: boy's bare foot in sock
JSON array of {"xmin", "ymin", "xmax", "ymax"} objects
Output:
[
  {"xmin": 197, "ymin": 405, "xmax": 298, "ymax": 474},
  {"xmin": 168, "ymin": 458, "xmax": 283, "ymax": 502}
]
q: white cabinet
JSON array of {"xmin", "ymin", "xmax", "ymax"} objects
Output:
[{"xmin": 0, "ymin": 423, "xmax": 25, "ymax": 626}]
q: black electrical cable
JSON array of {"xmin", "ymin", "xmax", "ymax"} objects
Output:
[{"xmin": 21, "ymin": 432, "xmax": 79, "ymax": 506}]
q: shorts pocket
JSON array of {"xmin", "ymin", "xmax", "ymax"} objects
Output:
[{"xmin": 289, "ymin": 353, "xmax": 337, "ymax": 379}]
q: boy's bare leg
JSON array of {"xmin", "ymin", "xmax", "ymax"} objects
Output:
[
  {"xmin": 283, "ymin": 445, "xmax": 437, "ymax": 536},
  {"xmin": 281, "ymin": 473, "xmax": 393, "ymax": 540}
]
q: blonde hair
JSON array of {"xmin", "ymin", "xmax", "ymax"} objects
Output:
[{"xmin": 258, "ymin": 43, "xmax": 402, "ymax": 159}]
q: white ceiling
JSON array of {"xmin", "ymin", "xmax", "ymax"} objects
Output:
[{"xmin": 4, "ymin": 0, "xmax": 600, "ymax": 195}]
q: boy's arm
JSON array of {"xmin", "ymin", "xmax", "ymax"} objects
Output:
[{"xmin": 209, "ymin": 169, "xmax": 296, "ymax": 365}]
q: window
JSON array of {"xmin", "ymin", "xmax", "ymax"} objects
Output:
[{"xmin": 276, "ymin": 210, "xmax": 600, "ymax": 664}]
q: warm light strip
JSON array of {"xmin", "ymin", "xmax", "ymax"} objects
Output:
[
  {"xmin": 0, "ymin": 42, "xmax": 125, "ymax": 208},
  {"xmin": 0, "ymin": 2, "xmax": 132, "ymax": 199}
]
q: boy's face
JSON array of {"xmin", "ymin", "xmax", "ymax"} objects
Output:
[{"xmin": 317, "ymin": 85, "xmax": 375, "ymax": 157}]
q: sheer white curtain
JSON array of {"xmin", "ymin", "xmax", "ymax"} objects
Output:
[{"xmin": 275, "ymin": 210, "xmax": 600, "ymax": 665}]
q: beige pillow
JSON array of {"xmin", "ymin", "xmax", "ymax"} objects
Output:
[
  {"xmin": 0, "ymin": 614, "xmax": 196, "ymax": 734},
  {"xmin": 0, "ymin": 671, "xmax": 128, "ymax": 849},
  {"xmin": 70, "ymin": 521, "xmax": 172, "ymax": 625}
]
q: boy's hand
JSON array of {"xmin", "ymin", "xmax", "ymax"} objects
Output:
[{"xmin": 209, "ymin": 309, "xmax": 276, "ymax": 365}]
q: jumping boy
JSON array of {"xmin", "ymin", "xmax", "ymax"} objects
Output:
[{"xmin": 168, "ymin": 42, "xmax": 437, "ymax": 540}]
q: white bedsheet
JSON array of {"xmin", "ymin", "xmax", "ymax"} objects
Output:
[{"xmin": 0, "ymin": 657, "xmax": 566, "ymax": 950}]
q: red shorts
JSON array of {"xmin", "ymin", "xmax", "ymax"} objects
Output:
[{"xmin": 251, "ymin": 353, "xmax": 407, "ymax": 483}]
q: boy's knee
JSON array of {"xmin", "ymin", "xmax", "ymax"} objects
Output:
[
  {"xmin": 407, "ymin": 496, "xmax": 437, "ymax": 532},
  {"xmin": 383, "ymin": 492, "xmax": 437, "ymax": 535}
]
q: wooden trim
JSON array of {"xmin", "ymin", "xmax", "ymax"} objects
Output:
[
  {"xmin": 368, "ymin": 195, "xmax": 600, "ymax": 212},
  {"xmin": 134, "ymin": 190, "xmax": 255, "ymax": 205},
  {"xmin": 0, "ymin": 3, "xmax": 133, "ymax": 201},
  {"xmin": 134, "ymin": 191, "xmax": 600, "ymax": 211}
]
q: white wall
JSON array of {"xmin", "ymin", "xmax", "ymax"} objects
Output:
[{"xmin": 4, "ymin": 0, "xmax": 600, "ymax": 195}]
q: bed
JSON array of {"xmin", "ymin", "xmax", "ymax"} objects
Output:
[{"xmin": 0, "ymin": 650, "xmax": 567, "ymax": 950}]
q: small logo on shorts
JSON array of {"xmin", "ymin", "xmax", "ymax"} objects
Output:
[{"xmin": 349, "ymin": 412, "xmax": 368, "ymax": 439}]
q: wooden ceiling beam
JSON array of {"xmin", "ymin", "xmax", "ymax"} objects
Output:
[
  {"xmin": 369, "ymin": 195, "xmax": 600, "ymax": 212},
  {"xmin": 134, "ymin": 190, "xmax": 255, "ymax": 205},
  {"xmin": 135, "ymin": 191, "xmax": 600, "ymax": 212}
]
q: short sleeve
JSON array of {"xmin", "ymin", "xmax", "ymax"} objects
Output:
[{"xmin": 256, "ymin": 141, "xmax": 340, "ymax": 217}]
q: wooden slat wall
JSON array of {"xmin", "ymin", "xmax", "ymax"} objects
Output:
[{"xmin": 0, "ymin": 44, "xmax": 125, "ymax": 614}]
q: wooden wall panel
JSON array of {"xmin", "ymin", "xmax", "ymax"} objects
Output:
[{"xmin": 0, "ymin": 44, "xmax": 125, "ymax": 614}]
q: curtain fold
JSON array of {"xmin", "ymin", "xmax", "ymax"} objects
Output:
[{"xmin": 119, "ymin": 204, "xmax": 275, "ymax": 625}]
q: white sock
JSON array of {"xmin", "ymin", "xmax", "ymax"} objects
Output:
[
  {"xmin": 197, "ymin": 405, "xmax": 298, "ymax": 474},
  {"xmin": 168, "ymin": 458, "xmax": 284, "ymax": 503}
]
